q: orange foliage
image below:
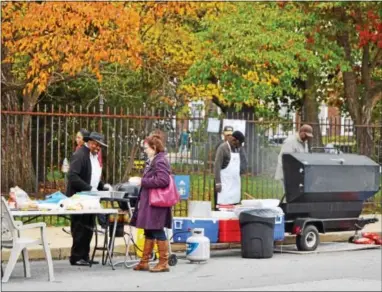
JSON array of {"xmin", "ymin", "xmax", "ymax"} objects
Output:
[
  {"xmin": 2, "ymin": 2, "xmax": 141, "ymax": 95},
  {"xmin": 2, "ymin": 2, "xmax": 220, "ymax": 99}
]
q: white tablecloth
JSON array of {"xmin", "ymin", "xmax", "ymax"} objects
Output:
[{"xmin": 11, "ymin": 208, "xmax": 118, "ymax": 217}]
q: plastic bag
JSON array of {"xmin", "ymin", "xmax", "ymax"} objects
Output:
[
  {"xmin": 80, "ymin": 199, "xmax": 101, "ymax": 210},
  {"xmin": 58, "ymin": 198, "xmax": 82, "ymax": 211},
  {"xmin": 37, "ymin": 191, "xmax": 67, "ymax": 204},
  {"xmin": 234, "ymin": 206, "xmax": 284, "ymax": 218},
  {"xmin": 14, "ymin": 186, "xmax": 32, "ymax": 206},
  {"xmin": 374, "ymin": 238, "xmax": 382, "ymax": 245},
  {"xmin": 242, "ymin": 207, "xmax": 284, "ymax": 218},
  {"xmin": 362, "ymin": 232, "xmax": 380, "ymax": 241},
  {"xmin": 353, "ymin": 237, "xmax": 375, "ymax": 244}
]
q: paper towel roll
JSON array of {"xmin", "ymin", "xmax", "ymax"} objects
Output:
[
  {"xmin": 58, "ymin": 199, "xmax": 71, "ymax": 210},
  {"xmin": 80, "ymin": 199, "xmax": 101, "ymax": 210},
  {"xmin": 58, "ymin": 199, "xmax": 82, "ymax": 211}
]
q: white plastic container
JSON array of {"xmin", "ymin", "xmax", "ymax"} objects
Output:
[
  {"xmin": 186, "ymin": 228, "xmax": 210, "ymax": 263},
  {"xmin": 211, "ymin": 211, "xmax": 238, "ymax": 219},
  {"xmin": 188, "ymin": 201, "xmax": 212, "ymax": 218},
  {"xmin": 241, "ymin": 199, "xmax": 280, "ymax": 208}
]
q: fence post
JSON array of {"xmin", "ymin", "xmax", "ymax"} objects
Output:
[{"xmin": 98, "ymin": 93, "xmax": 104, "ymax": 133}]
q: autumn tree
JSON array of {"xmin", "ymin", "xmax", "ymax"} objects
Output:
[
  {"xmin": 308, "ymin": 2, "xmax": 382, "ymax": 156},
  {"xmin": 1, "ymin": 2, "xmax": 144, "ymax": 192},
  {"xmin": 1, "ymin": 2, "xmax": 217, "ymax": 192}
]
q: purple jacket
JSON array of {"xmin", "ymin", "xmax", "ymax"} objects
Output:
[{"xmin": 130, "ymin": 152, "xmax": 172, "ymax": 230}]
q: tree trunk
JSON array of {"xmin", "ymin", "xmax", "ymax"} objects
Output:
[
  {"xmin": 356, "ymin": 125, "xmax": 374, "ymax": 158},
  {"xmin": 301, "ymin": 73, "xmax": 323, "ymax": 149},
  {"xmin": 342, "ymin": 71, "xmax": 375, "ymax": 157},
  {"xmin": 122, "ymin": 144, "xmax": 140, "ymax": 182},
  {"xmin": 1, "ymin": 93, "xmax": 36, "ymax": 194},
  {"xmin": 336, "ymin": 26, "xmax": 378, "ymax": 157},
  {"xmin": 1, "ymin": 47, "xmax": 36, "ymax": 194}
]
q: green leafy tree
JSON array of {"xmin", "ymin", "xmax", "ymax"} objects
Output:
[{"xmin": 181, "ymin": 3, "xmax": 324, "ymax": 117}]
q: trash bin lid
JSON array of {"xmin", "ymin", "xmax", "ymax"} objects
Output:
[
  {"xmin": 239, "ymin": 207, "xmax": 283, "ymax": 225},
  {"xmin": 235, "ymin": 206, "xmax": 283, "ymax": 217}
]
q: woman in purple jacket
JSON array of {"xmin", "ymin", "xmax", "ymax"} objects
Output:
[{"xmin": 130, "ymin": 134, "xmax": 172, "ymax": 272}]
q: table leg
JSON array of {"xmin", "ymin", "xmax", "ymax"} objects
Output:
[
  {"xmin": 102, "ymin": 219, "xmax": 109, "ymax": 266},
  {"xmin": 106, "ymin": 215, "xmax": 118, "ymax": 270},
  {"xmin": 90, "ymin": 216, "xmax": 98, "ymax": 268}
]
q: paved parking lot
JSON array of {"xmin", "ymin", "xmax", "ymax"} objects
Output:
[{"xmin": 2, "ymin": 248, "xmax": 381, "ymax": 291}]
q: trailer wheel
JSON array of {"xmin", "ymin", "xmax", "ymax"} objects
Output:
[
  {"xmin": 168, "ymin": 254, "xmax": 178, "ymax": 266},
  {"xmin": 296, "ymin": 225, "xmax": 320, "ymax": 251}
]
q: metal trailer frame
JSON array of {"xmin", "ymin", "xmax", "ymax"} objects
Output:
[{"xmin": 279, "ymin": 201, "xmax": 379, "ymax": 251}]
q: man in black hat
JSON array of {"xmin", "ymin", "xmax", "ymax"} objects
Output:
[
  {"xmin": 215, "ymin": 125, "xmax": 248, "ymax": 174},
  {"xmin": 66, "ymin": 132, "xmax": 108, "ymax": 266},
  {"xmin": 213, "ymin": 130, "xmax": 245, "ymax": 210}
]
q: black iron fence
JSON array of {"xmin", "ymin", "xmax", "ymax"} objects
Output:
[{"xmin": 1, "ymin": 105, "xmax": 381, "ymax": 219}]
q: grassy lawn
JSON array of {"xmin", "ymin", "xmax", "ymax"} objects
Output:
[{"xmin": 188, "ymin": 174, "xmax": 283, "ymax": 201}]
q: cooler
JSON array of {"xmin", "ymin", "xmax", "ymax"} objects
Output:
[
  {"xmin": 218, "ymin": 216, "xmax": 285, "ymax": 243},
  {"xmin": 218, "ymin": 219, "xmax": 241, "ymax": 243},
  {"xmin": 273, "ymin": 214, "xmax": 285, "ymax": 241},
  {"xmin": 172, "ymin": 217, "xmax": 219, "ymax": 243}
]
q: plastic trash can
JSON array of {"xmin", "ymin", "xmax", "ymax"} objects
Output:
[{"xmin": 239, "ymin": 208, "xmax": 280, "ymax": 259}]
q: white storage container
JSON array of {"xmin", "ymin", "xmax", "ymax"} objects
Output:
[
  {"xmin": 188, "ymin": 201, "xmax": 212, "ymax": 218},
  {"xmin": 211, "ymin": 211, "xmax": 237, "ymax": 219}
]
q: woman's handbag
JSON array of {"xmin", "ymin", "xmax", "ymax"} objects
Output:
[{"xmin": 149, "ymin": 175, "xmax": 180, "ymax": 207}]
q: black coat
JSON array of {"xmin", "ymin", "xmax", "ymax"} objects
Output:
[{"xmin": 66, "ymin": 146, "xmax": 104, "ymax": 197}]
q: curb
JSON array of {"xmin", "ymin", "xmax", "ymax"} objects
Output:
[{"xmin": 3, "ymin": 231, "xmax": 380, "ymax": 262}]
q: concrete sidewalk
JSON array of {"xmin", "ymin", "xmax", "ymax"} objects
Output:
[{"xmin": 1, "ymin": 214, "xmax": 381, "ymax": 262}]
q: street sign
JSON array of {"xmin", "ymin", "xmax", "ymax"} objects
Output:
[{"xmin": 174, "ymin": 175, "xmax": 190, "ymax": 200}]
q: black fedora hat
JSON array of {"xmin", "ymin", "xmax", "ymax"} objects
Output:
[{"xmin": 86, "ymin": 132, "xmax": 108, "ymax": 147}]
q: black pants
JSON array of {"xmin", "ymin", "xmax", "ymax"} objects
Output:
[
  {"xmin": 70, "ymin": 214, "xmax": 95, "ymax": 262},
  {"xmin": 144, "ymin": 229, "xmax": 167, "ymax": 241},
  {"xmin": 213, "ymin": 179, "xmax": 219, "ymax": 211}
]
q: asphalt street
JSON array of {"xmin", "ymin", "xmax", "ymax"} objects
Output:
[{"xmin": 2, "ymin": 248, "xmax": 381, "ymax": 291}]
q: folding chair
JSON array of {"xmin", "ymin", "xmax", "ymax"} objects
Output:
[{"xmin": 1, "ymin": 197, "xmax": 55, "ymax": 283}]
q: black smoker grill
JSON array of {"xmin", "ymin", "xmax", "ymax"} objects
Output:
[{"xmin": 280, "ymin": 152, "xmax": 381, "ymax": 251}]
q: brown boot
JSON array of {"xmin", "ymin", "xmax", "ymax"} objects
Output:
[
  {"xmin": 150, "ymin": 240, "xmax": 170, "ymax": 273},
  {"xmin": 134, "ymin": 239, "xmax": 155, "ymax": 271}
]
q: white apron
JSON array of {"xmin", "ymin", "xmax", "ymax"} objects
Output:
[{"xmin": 217, "ymin": 142, "xmax": 241, "ymax": 205}]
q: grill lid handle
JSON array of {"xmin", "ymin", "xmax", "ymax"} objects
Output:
[{"xmin": 310, "ymin": 146, "xmax": 341, "ymax": 154}]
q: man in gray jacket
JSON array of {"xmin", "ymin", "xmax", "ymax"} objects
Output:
[{"xmin": 274, "ymin": 124, "xmax": 313, "ymax": 191}]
